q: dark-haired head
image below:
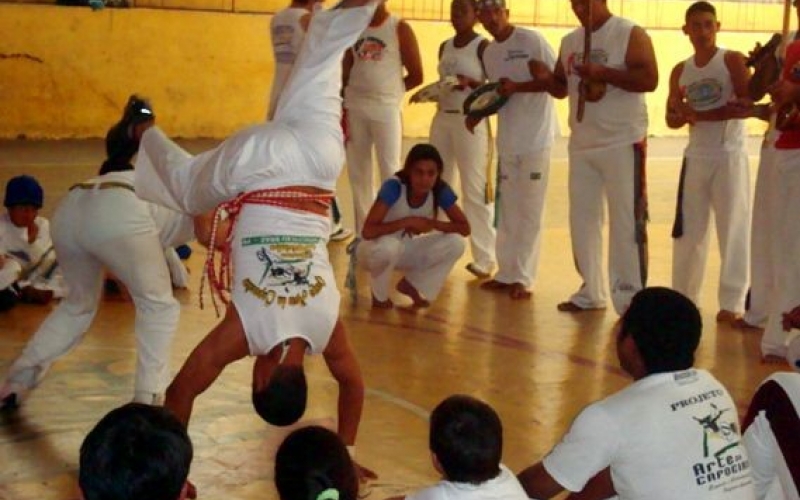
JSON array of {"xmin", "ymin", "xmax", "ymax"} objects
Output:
[
  {"xmin": 275, "ymin": 426, "xmax": 359, "ymax": 500},
  {"xmin": 685, "ymin": 0, "xmax": 716, "ymax": 21},
  {"xmin": 253, "ymin": 364, "xmax": 308, "ymax": 426},
  {"xmin": 79, "ymin": 402, "xmax": 192, "ymax": 500},
  {"xmin": 396, "ymin": 144, "xmax": 447, "ymax": 215},
  {"xmin": 429, "ymin": 394, "xmax": 502, "ymax": 484},
  {"xmin": 399, "ymin": 143, "xmax": 444, "ymax": 180},
  {"xmin": 618, "ymin": 287, "xmax": 702, "ymax": 376}
]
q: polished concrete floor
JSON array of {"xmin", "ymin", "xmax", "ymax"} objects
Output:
[{"xmin": 0, "ymin": 136, "xmax": 783, "ymax": 500}]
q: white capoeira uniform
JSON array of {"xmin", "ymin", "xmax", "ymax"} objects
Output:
[
  {"xmin": 0, "ymin": 171, "xmax": 194, "ymax": 404},
  {"xmin": 266, "ymin": 6, "xmax": 308, "ymax": 120},
  {"xmin": 356, "ymin": 176, "xmax": 465, "ymax": 302},
  {"xmin": 761, "ymin": 40, "xmax": 800, "ymax": 359},
  {"xmin": 429, "ymin": 35, "xmax": 495, "ymax": 275},
  {"xmin": 671, "ymin": 48, "xmax": 750, "ymax": 314},
  {"xmin": 743, "ymin": 372, "xmax": 800, "ymax": 500},
  {"xmin": 481, "ymin": 26, "xmax": 556, "ymax": 289},
  {"xmin": 744, "ymin": 119, "xmax": 780, "ymax": 327},
  {"xmin": 344, "ymin": 14, "xmax": 405, "ymax": 234},
  {"xmin": 135, "ymin": 2, "xmax": 378, "ymax": 355},
  {"xmin": 0, "ymin": 213, "xmax": 65, "ymax": 297},
  {"xmin": 560, "ymin": 16, "xmax": 649, "ymax": 314}
]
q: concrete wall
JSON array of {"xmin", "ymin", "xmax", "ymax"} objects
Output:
[{"xmin": 0, "ymin": 2, "xmax": 775, "ymax": 139}]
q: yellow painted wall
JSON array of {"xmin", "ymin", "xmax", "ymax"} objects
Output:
[{"xmin": 0, "ymin": 3, "xmax": 776, "ymax": 139}]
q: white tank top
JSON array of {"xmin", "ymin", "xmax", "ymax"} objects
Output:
[
  {"xmin": 344, "ymin": 15, "xmax": 405, "ymax": 107},
  {"xmin": 267, "ymin": 7, "xmax": 307, "ymax": 119},
  {"xmin": 680, "ymin": 48, "xmax": 745, "ymax": 155},
  {"xmin": 560, "ymin": 16, "xmax": 648, "ymax": 152},
  {"xmin": 437, "ymin": 36, "xmax": 485, "ymax": 113}
]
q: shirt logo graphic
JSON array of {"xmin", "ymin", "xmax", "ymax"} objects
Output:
[{"xmin": 355, "ymin": 36, "xmax": 387, "ymax": 61}]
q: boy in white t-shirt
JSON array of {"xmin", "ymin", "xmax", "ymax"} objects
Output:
[
  {"xmin": 518, "ymin": 287, "xmax": 754, "ymax": 500},
  {"xmin": 389, "ymin": 394, "xmax": 532, "ymax": 500}
]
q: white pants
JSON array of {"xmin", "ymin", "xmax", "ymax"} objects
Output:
[
  {"xmin": 430, "ymin": 111, "xmax": 495, "ymax": 272},
  {"xmin": 494, "ymin": 149, "xmax": 550, "ymax": 289},
  {"xmin": 745, "ymin": 141, "xmax": 780, "ymax": 327},
  {"xmin": 344, "ymin": 102, "xmax": 403, "ymax": 234},
  {"xmin": 0, "ymin": 259, "xmax": 22, "ymax": 290},
  {"xmin": 357, "ymin": 232, "xmax": 465, "ymax": 302},
  {"xmin": 2, "ymin": 187, "xmax": 179, "ymax": 400},
  {"xmin": 672, "ymin": 152, "xmax": 750, "ymax": 313},
  {"xmin": 762, "ymin": 149, "xmax": 800, "ymax": 357},
  {"xmin": 567, "ymin": 143, "xmax": 648, "ymax": 314}
]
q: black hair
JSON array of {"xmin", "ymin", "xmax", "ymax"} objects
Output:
[
  {"xmin": 79, "ymin": 403, "xmax": 192, "ymax": 500},
  {"xmin": 275, "ymin": 426, "xmax": 359, "ymax": 500},
  {"xmin": 395, "ymin": 143, "xmax": 447, "ymax": 217},
  {"xmin": 252, "ymin": 364, "xmax": 307, "ymax": 426},
  {"xmin": 429, "ymin": 394, "xmax": 502, "ymax": 484},
  {"xmin": 619, "ymin": 287, "xmax": 702, "ymax": 375},
  {"xmin": 685, "ymin": 1, "xmax": 716, "ymax": 21}
]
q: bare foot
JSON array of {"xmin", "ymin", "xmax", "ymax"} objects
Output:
[
  {"xmin": 715, "ymin": 309, "xmax": 741, "ymax": 325},
  {"xmin": 480, "ymin": 279, "xmax": 512, "ymax": 291},
  {"xmin": 371, "ymin": 294, "xmax": 393, "ymax": 309},
  {"xmin": 732, "ymin": 318, "xmax": 762, "ymax": 331},
  {"xmin": 509, "ymin": 283, "xmax": 532, "ymax": 300},
  {"xmin": 396, "ymin": 278, "xmax": 430, "ymax": 308},
  {"xmin": 762, "ymin": 354, "xmax": 789, "ymax": 366}
]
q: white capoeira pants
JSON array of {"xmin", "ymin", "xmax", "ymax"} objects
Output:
[
  {"xmin": 744, "ymin": 140, "xmax": 780, "ymax": 327},
  {"xmin": 762, "ymin": 148, "xmax": 800, "ymax": 358},
  {"xmin": 1, "ymin": 187, "xmax": 179, "ymax": 401},
  {"xmin": 567, "ymin": 142, "xmax": 648, "ymax": 314},
  {"xmin": 430, "ymin": 111, "xmax": 495, "ymax": 273},
  {"xmin": 357, "ymin": 232, "xmax": 465, "ymax": 302},
  {"xmin": 344, "ymin": 102, "xmax": 403, "ymax": 235},
  {"xmin": 743, "ymin": 372, "xmax": 800, "ymax": 500},
  {"xmin": 672, "ymin": 151, "xmax": 750, "ymax": 313},
  {"xmin": 493, "ymin": 149, "xmax": 550, "ymax": 289}
]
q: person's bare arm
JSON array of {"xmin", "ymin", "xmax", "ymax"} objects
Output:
[
  {"xmin": 530, "ymin": 57, "xmax": 568, "ymax": 99},
  {"xmin": 164, "ymin": 306, "xmax": 250, "ymax": 427},
  {"xmin": 566, "ymin": 468, "xmax": 616, "ymax": 500},
  {"xmin": 398, "ymin": 20, "xmax": 423, "ymax": 91},
  {"xmin": 578, "ymin": 26, "xmax": 657, "ymax": 93},
  {"xmin": 433, "ymin": 203, "xmax": 470, "ymax": 236},
  {"xmin": 665, "ymin": 62, "xmax": 693, "ymax": 129},
  {"xmin": 517, "ymin": 462, "xmax": 566, "ymax": 500},
  {"xmin": 323, "ymin": 319, "xmax": 365, "ymax": 446}
]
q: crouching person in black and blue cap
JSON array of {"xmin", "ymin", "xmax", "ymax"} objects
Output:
[{"xmin": 0, "ymin": 175, "xmax": 64, "ymax": 311}]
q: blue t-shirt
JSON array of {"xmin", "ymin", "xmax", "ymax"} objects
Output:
[{"xmin": 376, "ymin": 177, "xmax": 457, "ymax": 211}]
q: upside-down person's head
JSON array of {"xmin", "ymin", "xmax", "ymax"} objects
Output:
[
  {"xmin": 79, "ymin": 403, "xmax": 193, "ymax": 500},
  {"xmin": 616, "ymin": 287, "xmax": 702, "ymax": 379},
  {"xmin": 275, "ymin": 425, "xmax": 359, "ymax": 500},
  {"xmin": 252, "ymin": 363, "xmax": 308, "ymax": 426},
  {"xmin": 429, "ymin": 394, "xmax": 502, "ymax": 484}
]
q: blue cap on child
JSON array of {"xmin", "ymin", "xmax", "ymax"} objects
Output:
[{"xmin": 4, "ymin": 175, "xmax": 44, "ymax": 209}]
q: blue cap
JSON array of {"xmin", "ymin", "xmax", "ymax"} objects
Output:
[{"xmin": 4, "ymin": 175, "xmax": 44, "ymax": 208}]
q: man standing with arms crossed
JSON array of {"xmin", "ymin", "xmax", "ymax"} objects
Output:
[{"xmin": 534, "ymin": 0, "xmax": 658, "ymax": 315}]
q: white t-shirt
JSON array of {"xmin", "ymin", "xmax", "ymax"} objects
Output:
[
  {"xmin": 560, "ymin": 16, "xmax": 648, "ymax": 152},
  {"xmin": 743, "ymin": 372, "xmax": 800, "ymax": 500},
  {"xmin": 679, "ymin": 48, "xmax": 745, "ymax": 156},
  {"xmin": 543, "ymin": 369, "xmax": 754, "ymax": 500},
  {"xmin": 406, "ymin": 465, "xmax": 532, "ymax": 500},
  {"xmin": 482, "ymin": 26, "xmax": 557, "ymax": 155},
  {"xmin": 344, "ymin": 15, "xmax": 405, "ymax": 107},
  {"xmin": 437, "ymin": 36, "xmax": 486, "ymax": 113},
  {"xmin": 0, "ymin": 213, "xmax": 51, "ymax": 268}
]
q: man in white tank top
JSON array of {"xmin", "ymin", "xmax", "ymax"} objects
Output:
[
  {"xmin": 532, "ymin": 0, "xmax": 658, "ymax": 315},
  {"xmin": 342, "ymin": 1, "xmax": 423, "ymax": 234},
  {"xmin": 666, "ymin": 1, "xmax": 755, "ymax": 326},
  {"xmin": 468, "ymin": 0, "xmax": 558, "ymax": 301},
  {"xmin": 430, "ymin": 0, "xmax": 495, "ymax": 280}
]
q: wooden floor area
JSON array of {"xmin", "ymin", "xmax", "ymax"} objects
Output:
[{"xmin": 0, "ymin": 136, "xmax": 782, "ymax": 500}]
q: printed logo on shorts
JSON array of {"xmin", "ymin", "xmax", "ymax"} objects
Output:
[
  {"xmin": 241, "ymin": 235, "xmax": 326, "ymax": 309},
  {"xmin": 354, "ymin": 36, "xmax": 387, "ymax": 62}
]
